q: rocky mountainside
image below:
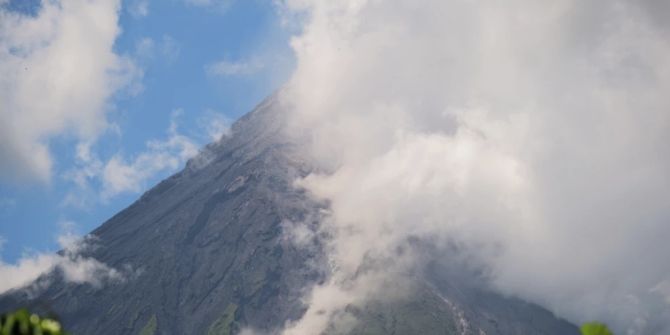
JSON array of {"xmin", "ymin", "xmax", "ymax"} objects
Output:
[{"xmin": 0, "ymin": 96, "xmax": 580, "ymax": 335}]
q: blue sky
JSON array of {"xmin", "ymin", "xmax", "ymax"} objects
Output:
[{"xmin": 0, "ymin": 0, "xmax": 294, "ymax": 263}]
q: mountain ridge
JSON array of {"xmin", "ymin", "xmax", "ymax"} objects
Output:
[{"xmin": 0, "ymin": 96, "xmax": 579, "ymax": 335}]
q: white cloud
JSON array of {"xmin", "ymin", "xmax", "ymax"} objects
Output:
[
  {"xmin": 0, "ymin": 226, "xmax": 129, "ymax": 295},
  {"xmin": 100, "ymin": 110, "xmax": 199, "ymax": 198},
  {"xmin": 128, "ymin": 0, "xmax": 149, "ymax": 18},
  {"xmin": 62, "ymin": 109, "xmax": 228, "ymax": 205},
  {"xmin": 198, "ymin": 109, "xmax": 232, "ymax": 142},
  {"xmin": 279, "ymin": 1, "xmax": 670, "ymax": 334},
  {"xmin": 59, "ymin": 141, "xmax": 105, "ymax": 209},
  {"xmin": 0, "ymin": 0, "xmax": 141, "ymax": 183},
  {"xmin": 205, "ymin": 58, "xmax": 265, "ymax": 76}
]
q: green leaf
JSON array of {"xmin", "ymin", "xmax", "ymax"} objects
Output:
[
  {"xmin": 0, "ymin": 309, "xmax": 65, "ymax": 335},
  {"xmin": 581, "ymin": 322, "xmax": 614, "ymax": 335}
]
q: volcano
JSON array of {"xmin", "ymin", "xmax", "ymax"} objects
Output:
[{"xmin": 0, "ymin": 96, "xmax": 579, "ymax": 335}]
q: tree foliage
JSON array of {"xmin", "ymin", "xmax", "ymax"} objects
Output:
[
  {"xmin": 581, "ymin": 322, "xmax": 614, "ymax": 335},
  {"xmin": 0, "ymin": 309, "xmax": 65, "ymax": 335}
]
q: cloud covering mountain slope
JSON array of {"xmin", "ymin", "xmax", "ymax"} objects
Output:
[{"xmin": 278, "ymin": 1, "xmax": 670, "ymax": 334}]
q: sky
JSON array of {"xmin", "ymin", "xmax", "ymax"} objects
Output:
[
  {"xmin": 2, "ymin": 1, "xmax": 670, "ymax": 335},
  {"xmin": 0, "ymin": 0, "xmax": 293, "ymax": 263}
]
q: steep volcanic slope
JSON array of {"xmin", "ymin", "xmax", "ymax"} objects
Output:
[
  {"xmin": 0, "ymin": 96, "xmax": 580, "ymax": 334},
  {"xmin": 0, "ymin": 96, "xmax": 322, "ymax": 335}
]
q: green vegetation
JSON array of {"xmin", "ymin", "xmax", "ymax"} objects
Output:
[
  {"xmin": 0, "ymin": 309, "xmax": 65, "ymax": 335},
  {"xmin": 207, "ymin": 303, "xmax": 238, "ymax": 335},
  {"xmin": 138, "ymin": 314, "xmax": 157, "ymax": 335},
  {"xmin": 0, "ymin": 304, "xmax": 617, "ymax": 335},
  {"xmin": 581, "ymin": 322, "xmax": 614, "ymax": 335}
]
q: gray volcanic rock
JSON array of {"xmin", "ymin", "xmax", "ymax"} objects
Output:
[
  {"xmin": 0, "ymin": 96, "xmax": 322, "ymax": 335},
  {"xmin": 0, "ymin": 96, "xmax": 579, "ymax": 335}
]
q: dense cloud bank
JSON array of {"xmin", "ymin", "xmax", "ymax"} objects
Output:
[
  {"xmin": 278, "ymin": 1, "xmax": 670, "ymax": 334},
  {"xmin": 0, "ymin": 0, "xmax": 139, "ymax": 182}
]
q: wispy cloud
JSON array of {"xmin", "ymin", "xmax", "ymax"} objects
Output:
[
  {"xmin": 161, "ymin": 35, "xmax": 181, "ymax": 63},
  {"xmin": 0, "ymin": 197, "xmax": 16, "ymax": 212},
  {"xmin": 135, "ymin": 37, "xmax": 156, "ymax": 59},
  {"xmin": 100, "ymin": 111, "xmax": 199, "ymax": 198},
  {"xmin": 62, "ymin": 109, "xmax": 231, "ymax": 204},
  {"xmin": 0, "ymin": 224, "xmax": 133, "ymax": 295},
  {"xmin": 135, "ymin": 35, "xmax": 181, "ymax": 64},
  {"xmin": 183, "ymin": 0, "xmax": 234, "ymax": 12},
  {"xmin": 128, "ymin": 0, "xmax": 149, "ymax": 18},
  {"xmin": 205, "ymin": 58, "xmax": 264, "ymax": 76},
  {"xmin": 198, "ymin": 109, "xmax": 232, "ymax": 142}
]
